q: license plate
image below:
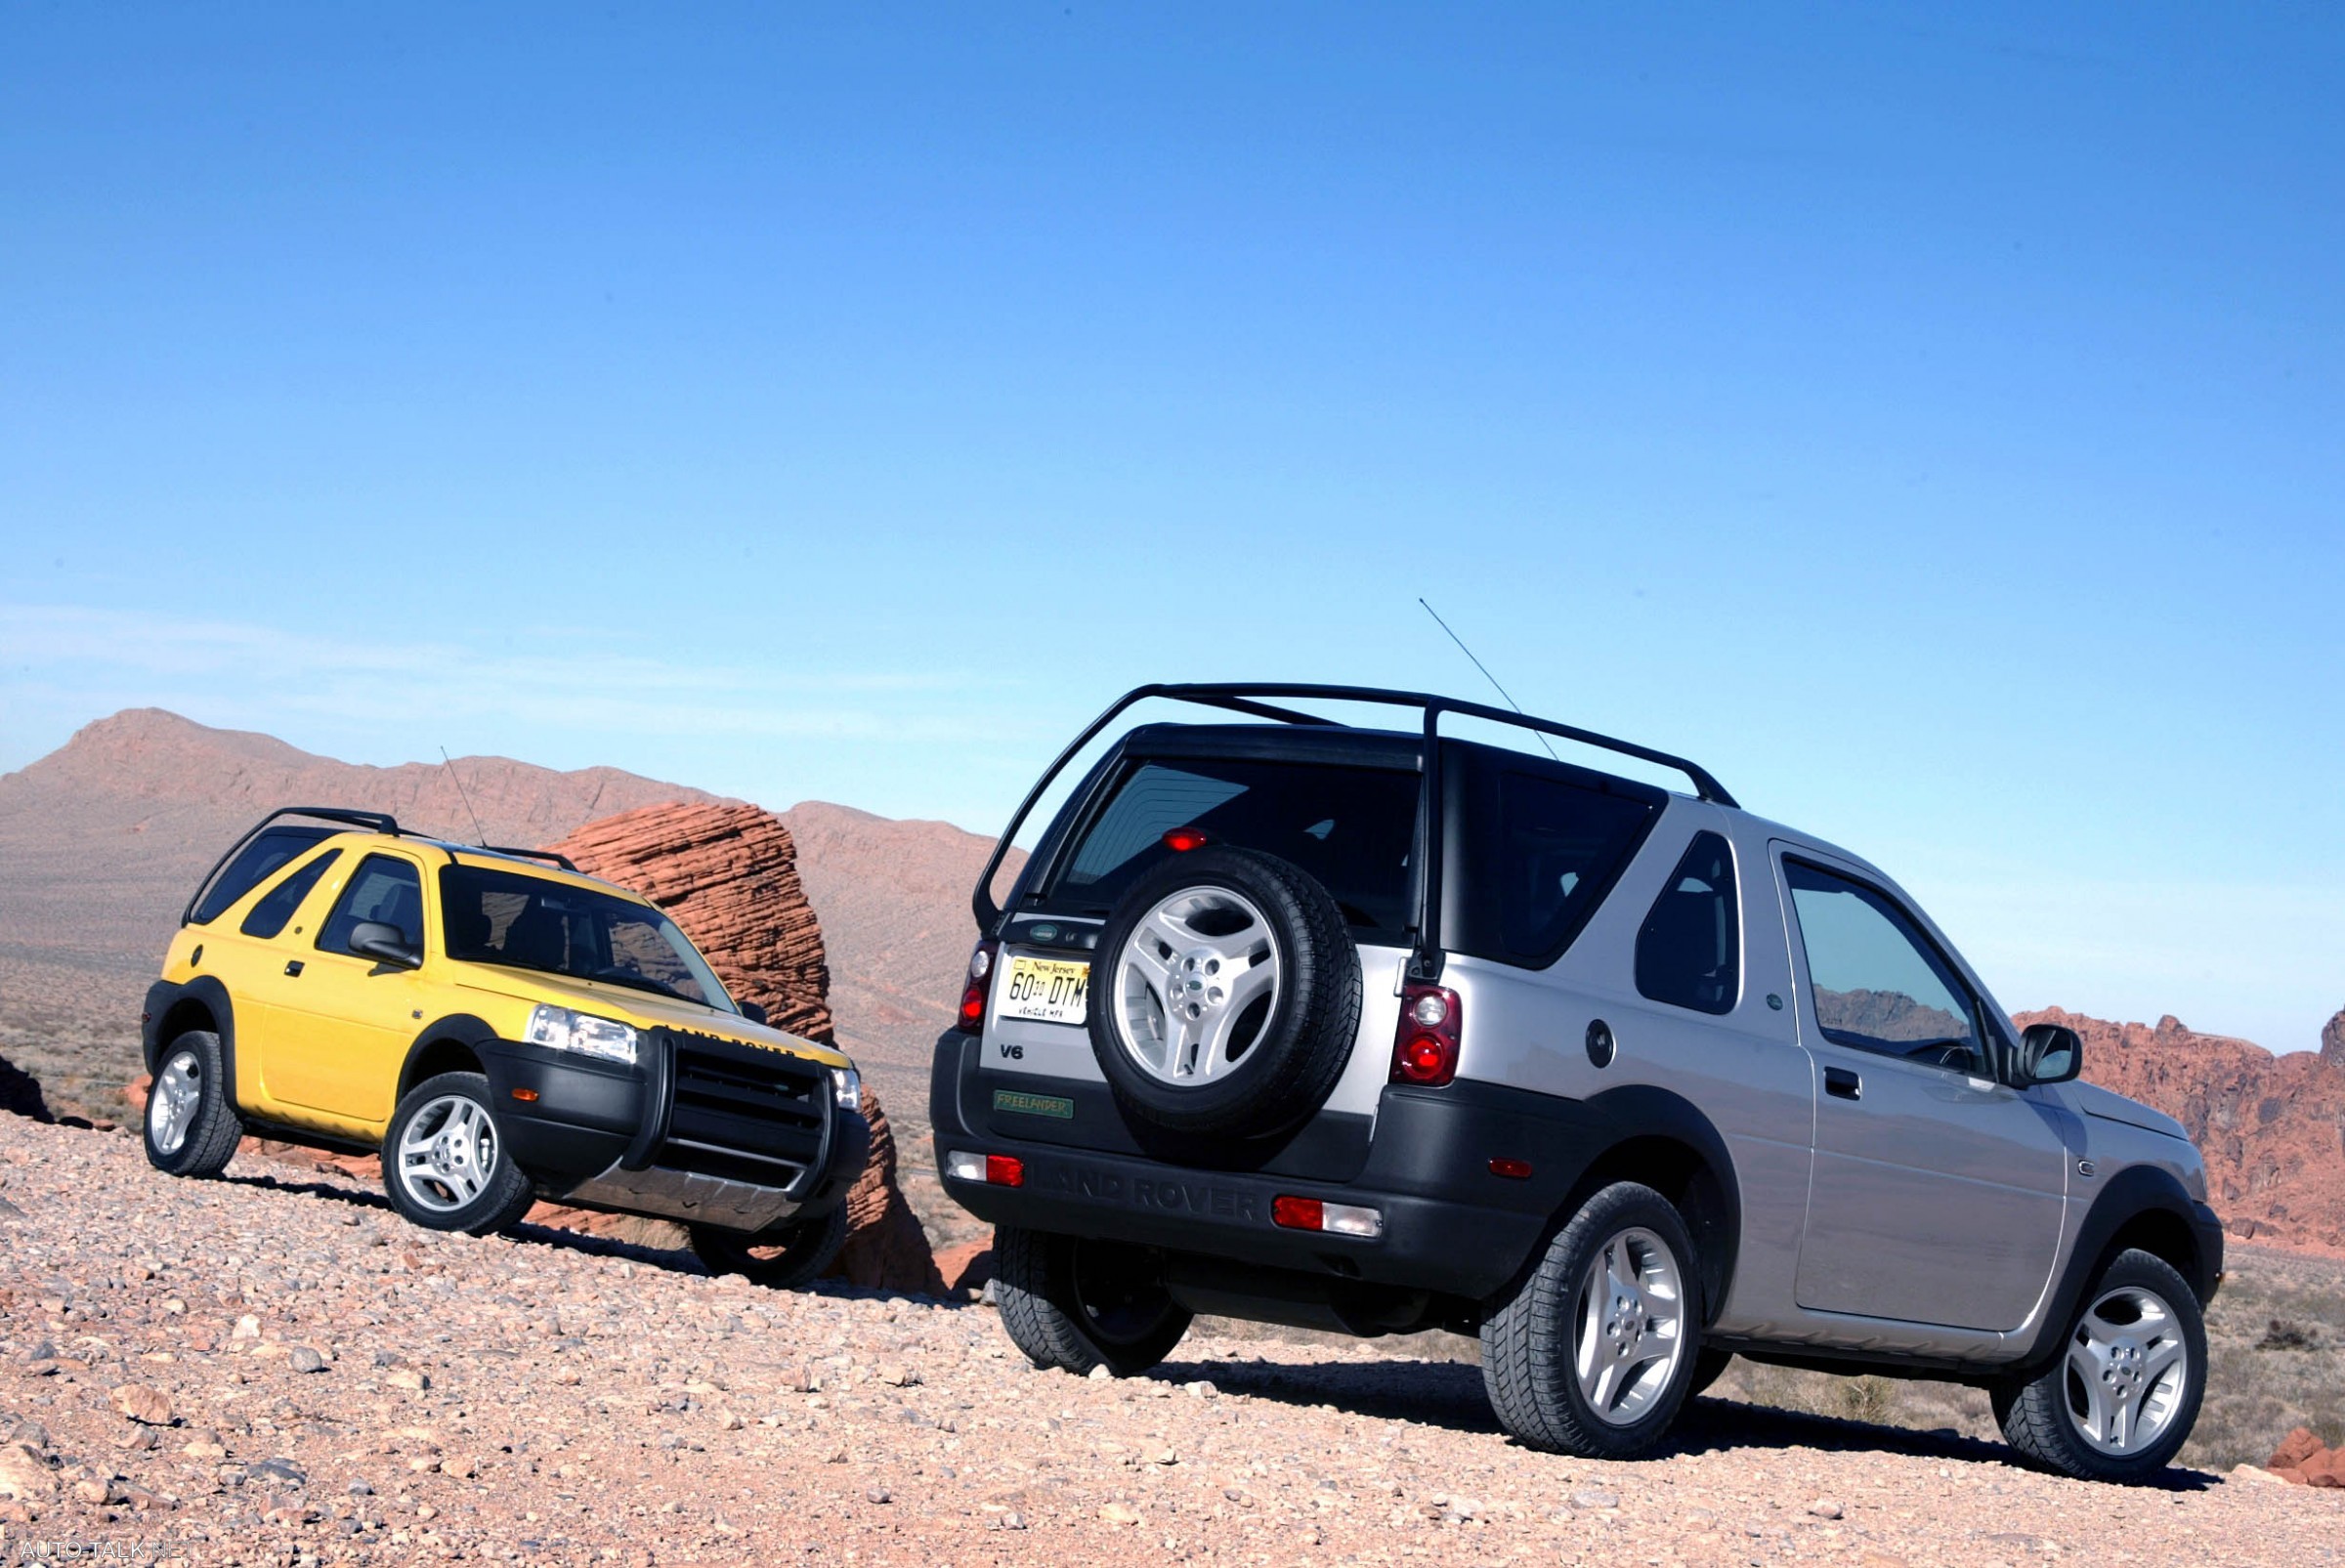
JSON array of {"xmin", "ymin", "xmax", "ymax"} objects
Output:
[{"xmin": 999, "ymin": 955, "xmax": 1090, "ymax": 1026}]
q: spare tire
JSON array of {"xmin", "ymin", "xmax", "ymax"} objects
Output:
[{"xmin": 1087, "ymin": 845, "xmax": 1362, "ymax": 1140}]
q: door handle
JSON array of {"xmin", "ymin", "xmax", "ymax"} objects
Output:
[
  {"xmin": 282, "ymin": 960, "xmax": 304, "ymax": 977},
  {"xmin": 1824, "ymin": 1066, "xmax": 1860, "ymax": 1101}
]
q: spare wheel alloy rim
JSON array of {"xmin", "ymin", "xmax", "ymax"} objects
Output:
[
  {"xmin": 2066, "ymin": 1284, "xmax": 2190, "ymax": 1456},
  {"xmin": 397, "ymin": 1094, "xmax": 500, "ymax": 1213},
  {"xmin": 1111, "ymin": 885, "xmax": 1282, "ymax": 1087},
  {"xmin": 149, "ymin": 1048, "xmax": 203, "ymax": 1155},
  {"xmin": 1573, "ymin": 1224, "xmax": 1688, "ymax": 1425}
]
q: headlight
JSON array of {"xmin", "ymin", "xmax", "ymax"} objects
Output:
[
  {"xmin": 525, "ymin": 1004, "xmax": 640, "ymax": 1065},
  {"xmin": 831, "ymin": 1066, "xmax": 862, "ymax": 1113}
]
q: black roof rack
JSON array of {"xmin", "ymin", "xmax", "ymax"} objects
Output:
[
  {"xmin": 971, "ymin": 683, "xmax": 1738, "ymax": 970},
  {"xmin": 453, "ymin": 843, "xmax": 581, "ymax": 873}
]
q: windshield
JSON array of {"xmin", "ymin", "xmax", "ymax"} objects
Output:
[{"xmin": 439, "ymin": 865, "xmax": 736, "ymax": 1013}]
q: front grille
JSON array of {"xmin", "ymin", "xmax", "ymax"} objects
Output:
[{"xmin": 656, "ymin": 1028, "xmax": 828, "ymax": 1185}]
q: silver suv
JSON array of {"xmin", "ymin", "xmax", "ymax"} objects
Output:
[{"xmin": 932, "ymin": 684, "xmax": 2222, "ymax": 1482}]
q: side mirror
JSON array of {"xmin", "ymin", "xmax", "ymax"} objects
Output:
[
  {"xmin": 2018, "ymin": 1022, "xmax": 2082, "ymax": 1086},
  {"xmin": 738, "ymin": 1000, "xmax": 769, "ymax": 1026},
  {"xmin": 349, "ymin": 921, "xmax": 422, "ymax": 970}
]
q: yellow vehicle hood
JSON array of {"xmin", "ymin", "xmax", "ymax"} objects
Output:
[{"xmin": 453, "ymin": 967, "xmax": 848, "ymax": 1068}]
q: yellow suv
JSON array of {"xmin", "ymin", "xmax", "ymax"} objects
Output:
[{"xmin": 141, "ymin": 807, "xmax": 869, "ymax": 1287}]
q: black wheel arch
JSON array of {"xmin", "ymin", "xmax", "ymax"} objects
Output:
[
  {"xmin": 398, "ymin": 1015, "xmax": 501, "ymax": 1103},
  {"xmin": 144, "ymin": 976, "xmax": 241, "ymax": 1107},
  {"xmin": 1501, "ymin": 1081, "xmax": 1742, "ymax": 1329},
  {"xmin": 2015, "ymin": 1163, "xmax": 2222, "ymax": 1373}
]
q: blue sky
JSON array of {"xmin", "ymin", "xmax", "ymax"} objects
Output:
[{"xmin": 4, "ymin": 5, "xmax": 2339, "ymax": 1050}]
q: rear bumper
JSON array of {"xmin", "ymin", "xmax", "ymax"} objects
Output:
[
  {"xmin": 482, "ymin": 1038, "xmax": 867, "ymax": 1233},
  {"xmin": 928, "ymin": 1031, "xmax": 1607, "ymax": 1302}
]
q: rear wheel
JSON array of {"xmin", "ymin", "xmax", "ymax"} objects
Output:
[
  {"xmin": 1481, "ymin": 1181, "xmax": 1704, "ymax": 1459},
  {"xmin": 1992, "ymin": 1249, "xmax": 2204, "ymax": 1483},
  {"xmin": 143, "ymin": 1032, "xmax": 243, "ymax": 1178},
  {"xmin": 382, "ymin": 1073, "xmax": 536, "ymax": 1237},
  {"xmin": 690, "ymin": 1206, "xmax": 848, "ymax": 1291},
  {"xmin": 993, "ymin": 1226, "xmax": 1192, "ymax": 1377}
]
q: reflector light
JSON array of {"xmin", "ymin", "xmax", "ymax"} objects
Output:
[
  {"xmin": 1488, "ymin": 1157, "xmax": 1532, "ymax": 1180},
  {"xmin": 1390, "ymin": 982, "xmax": 1463, "ymax": 1087},
  {"xmin": 1161, "ymin": 826, "xmax": 1210, "ymax": 853},
  {"xmin": 1270, "ymin": 1195, "xmax": 1384, "ymax": 1237},
  {"xmin": 985, "ymin": 1154, "xmax": 1026, "ymax": 1188}
]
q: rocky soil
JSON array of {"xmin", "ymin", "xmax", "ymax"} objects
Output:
[{"xmin": 2, "ymin": 1117, "xmax": 2338, "ymax": 1568}]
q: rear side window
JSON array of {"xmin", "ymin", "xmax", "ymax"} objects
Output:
[
  {"xmin": 1635, "ymin": 831, "xmax": 1739, "ymax": 1014},
  {"xmin": 237, "ymin": 850, "xmax": 343, "ymax": 940},
  {"xmin": 1048, "ymin": 758, "xmax": 1421, "ymax": 939},
  {"xmin": 319, "ymin": 855, "xmax": 425, "ymax": 955},
  {"xmin": 1447, "ymin": 769, "xmax": 1657, "ymax": 966},
  {"xmin": 191, "ymin": 826, "xmax": 337, "ymax": 925}
]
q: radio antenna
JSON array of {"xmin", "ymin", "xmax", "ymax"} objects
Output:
[
  {"xmin": 1418, "ymin": 598, "xmax": 1560, "ymax": 761},
  {"xmin": 440, "ymin": 746, "xmax": 490, "ymax": 846}
]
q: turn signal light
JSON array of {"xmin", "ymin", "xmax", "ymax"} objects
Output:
[
  {"xmin": 1390, "ymin": 982, "xmax": 1463, "ymax": 1086},
  {"xmin": 511, "ymin": 1087, "xmax": 540, "ymax": 1103},
  {"xmin": 958, "ymin": 941, "xmax": 999, "ymax": 1034},
  {"xmin": 1161, "ymin": 826, "xmax": 1210, "ymax": 853}
]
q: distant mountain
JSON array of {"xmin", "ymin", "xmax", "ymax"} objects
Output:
[{"xmin": 2023, "ymin": 1007, "xmax": 2345, "ymax": 1255}]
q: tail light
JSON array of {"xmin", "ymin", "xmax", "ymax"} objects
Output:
[
  {"xmin": 958, "ymin": 940, "xmax": 999, "ymax": 1034},
  {"xmin": 1390, "ymin": 982, "xmax": 1462, "ymax": 1086}
]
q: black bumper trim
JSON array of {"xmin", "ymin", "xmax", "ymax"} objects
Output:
[{"xmin": 929, "ymin": 1030, "xmax": 1608, "ymax": 1301}]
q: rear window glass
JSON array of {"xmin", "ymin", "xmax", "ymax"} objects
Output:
[
  {"xmin": 1447, "ymin": 769, "xmax": 1657, "ymax": 966},
  {"xmin": 191, "ymin": 826, "xmax": 338, "ymax": 925},
  {"xmin": 1047, "ymin": 759, "xmax": 1421, "ymax": 939},
  {"xmin": 238, "ymin": 849, "xmax": 343, "ymax": 940}
]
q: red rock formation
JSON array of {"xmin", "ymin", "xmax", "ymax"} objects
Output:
[
  {"xmin": 932, "ymin": 1241, "xmax": 996, "ymax": 1295},
  {"xmin": 549, "ymin": 801, "xmax": 942, "ymax": 1293},
  {"xmin": 2020, "ymin": 1007, "xmax": 2345, "ymax": 1255},
  {"xmin": 2268, "ymin": 1427, "xmax": 2345, "ymax": 1487},
  {"xmin": 549, "ymin": 803, "xmax": 834, "ymax": 1043}
]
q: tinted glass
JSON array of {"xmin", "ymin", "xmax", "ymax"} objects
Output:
[
  {"xmin": 1448, "ymin": 770, "xmax": 1657, "ymax": 965},
  {"xmin": 319, "ymin": 854, "xmax": 425, "ymax": 955},
  {"xmin": 1785, "ymin": 860, "xmax": 1984, "ymax": 1074},
  {"xmin": 440, "ymin": 865, "xmax": 734, "ymax": 1011},
  {"xmin": 1636, "ymin": 831, "xmax": 1739, "ymax": 1014},
  {"xmin": 237, "ymin": 849, "xmax": 342, "ymax": 940},
  {"xmin": 1049, "ymin": 759, "xmax": 1421, "ymax": 938},
  {"xmin": 192, "ymin": 826, "xmax": 337, "ymax": 924}
]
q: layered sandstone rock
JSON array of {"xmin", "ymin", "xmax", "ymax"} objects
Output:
[
  {"xmin": 549, "ymin": 803, "xmax": 834, "ymax": 1042},
  {"xmin": 2268, "ymin": 1426, "xmax": 2345, "ymax": 1487},
  {"xmin": 549, "ymin": 801, "xmax": 941, "ymax": 1293},
  {"xmin": 2021, "ymin": 1006, "xmax": 2345, "ymax": 1254}
]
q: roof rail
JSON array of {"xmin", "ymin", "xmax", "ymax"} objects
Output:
[
  {"xmin": 181, "ymin": 807, "xmax": 405, "ymax": 926},
  {"xmin": 464, "ymin": 844, "xmax": 581, "ymax": 873},
  {"xmin": 971, "ymin": 682, "xmax": 1737, "ymax": 937}
]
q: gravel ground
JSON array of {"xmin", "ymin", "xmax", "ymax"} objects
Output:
[{"xmin": 0, "ymin": 1114, "xmax": 2336, "ymax": 1568}]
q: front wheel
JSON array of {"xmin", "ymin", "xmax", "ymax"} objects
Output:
[
  {"xmin": 690, "ymin": 1206, "xmax": 848, "ymax": 1290},
  {"xmin": 144, "ymin": 1032, "xmax": 243, "ymax": 1178},
  {"xmin": 381, "ymin": 1072, "xmax": 536, "ymax": 1237},
  {"xmin": 1480, "ymin": 1181, "xmax": 1704, "ymax": 1459},
  {"xmin": 993, "ymin": 1226, "xmax": 1192, "ymax": 1377},
  {"xmin": 1992, "ymin": 1249, "xmax": 2205, "ymax": 1483}
]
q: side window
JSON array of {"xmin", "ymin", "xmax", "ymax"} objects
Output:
[
  {"xmin": 192, "ymin": 826, "xmax": 338, "ymax": 925},
  {"xmin": 1784, "ymin": 860, "xmax": 1984, "ymax": 1074},
  {"xmin": 1449, "ymin": 769, "xmax": 1658, "ymax": 965},
  {"xmin": 238, "ymin": 850, "xmax": 343, "ymax": 940},
  {"xmin": 1635, "ymin": 831, "xmax": 1739, "ymax": 1014},
  {"xmin": 318, "ymin": 855, "xmax": 425, "ymax": 956}
]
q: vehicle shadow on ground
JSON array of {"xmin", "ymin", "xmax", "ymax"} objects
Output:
[{"xmin": 1166, "ymin": 1352, "xmax": 2219, "ymax": 1488}]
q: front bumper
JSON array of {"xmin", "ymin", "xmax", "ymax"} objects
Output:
[
  {"xmin": 929, "ymin": 1031, "xmax": 1609, "ymax": 1303},
  {"xmin": 484, "ymin": 1030, "xmax": 868, "ymax": 1235}
]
